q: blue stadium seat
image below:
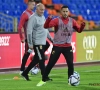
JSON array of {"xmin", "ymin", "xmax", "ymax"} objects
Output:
[
  {"xmin": 52, "ymin": 0, "xmax": 61, "ymax": 4},
  {"xmin": 4, "ymin": 10, "xmax": 11, "ymax": 15},
  {"xmin": 91, "ymin": 5, "xmax": 97, "ymax": 10},
  {"xmin": 10, "ymin": 4, "xmax": 16, "ymax": 10},
  {"xmin": 2, "ymin": 0, "xmax": 7, "ymax": 3},
  {"xmin": 75, "ymin": 0, "xmax": 85, "ymax": 4},
  {"xmin": 90, "ymin": 10, "xmax": 99, "ymax": 16},
  {"xmin": 0, "ymin": 5, "xmax": 3, "ymax": 12},
  {"xmin": 16, "ymin": 5, "xmax": 24, "ymax": 11},
  {"xmin": 86, "ymin": 16, "xmax": 92, "ymax": 21},
  {"xmin": 77, "ymin": 5, "xmax": 87, "ymax": 11},
  {"xmin": 98, "ymin": 10, "xmax": 100, "ymax": 14},
  {"xmin": 2, "ymin": 4, "xmax": 11, "ymax": 10},
  {"xmin": 1, "ymin": 0, "xmax": 100, "ymax": 29},
  {"xmin": 79, "ymin": 10, "xmax": 87, "ymax": 16},
  {"xmin": 70, "ymin": 10, "xmax": 79, "ymax": 15},
  {"xmin": 44, "ymin": 10, "xmax": 49, "ymax": 18},
  {"xmin": 0, "ymin": 0, "xmax": 3, "ymax": 4},
  {"xmin": 13, "ymin": 10, "xmax": 22, "ymax": 16},
  {"xmin": 68, "ymin": 4, "xmax": 77, "ymax": 10},
  {"xmin": 85, "ymin": 4, "xmax": 92, "ymax": 9},
  {"xmin": 85, "ymin": 0, "xmax": 91, "ymax": 3},
  {"xmin": 60, "ymin": 0, "xmax": 70, "ymax": 5},
  {"xmin": 83, "ymin": 15, "xmax": 87, "ymax": 20},
  {"xmin": 92, "ymin": 15, "xmax": 100, "ymax": 21},
  {"xmin": 96, "ymin": 4, "xmax": 100, "ymax": 9}
]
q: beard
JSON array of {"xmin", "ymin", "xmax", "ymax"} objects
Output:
[
  {"xmin": 64, "ymin": 15, "xmax": 68, "ymax": 18},
  {"xmin": 31, "ymin": 8, "xmax": 33, "ymax": 10}
]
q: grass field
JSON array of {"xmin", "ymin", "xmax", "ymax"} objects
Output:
[{"xmin": 0, "ymin": 65, "xmax": 100, "ymax": 90}]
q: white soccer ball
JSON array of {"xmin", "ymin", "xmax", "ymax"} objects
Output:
[
  {"xmin": 73, "ymin": 71, "xmax": 80, "ymax": 80},
  {"xmin": 31, "ymin": 67, "xmax": 39, "ymax": 75},
  {"xmin": 69, "ymin": 71, "xmax": 80, "ymax": 86}
]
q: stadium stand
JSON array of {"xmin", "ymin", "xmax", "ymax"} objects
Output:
[{"xmin": 0, "ymin": 0, "xmax": 100, "ymax": 32}]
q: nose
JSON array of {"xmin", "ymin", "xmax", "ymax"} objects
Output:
[{"xmin": 41, "ymin": 10, "xmax": 44, "ymax": 13}]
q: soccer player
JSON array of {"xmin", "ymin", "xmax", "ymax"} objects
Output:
[
  {"xmin": 37, "ymin": 5, "xmax": 85, "ymax": 86},
  {"xmin": 18, "ymin": 0, "xmax": 36, "ymax": 74},
  {"xmin": 21, "ymin": 3, "xmax": 53, "ymax": 81}
]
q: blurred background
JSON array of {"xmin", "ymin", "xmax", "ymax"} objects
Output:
[{"xmin": 0, "ymin": 0, "xmax": 100, "ymax": 32}]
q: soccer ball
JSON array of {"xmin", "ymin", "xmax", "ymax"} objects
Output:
[
  {"xmin": 68, "ymin": 71, "xmax": 80, "ymax": 86},
  {"xmin": 30, "ymin": 67, "xmax": 39, "ymax": 75},
  {"xmin": 73, "ymin": 71, "xmax": 80, "ymax": 80}
]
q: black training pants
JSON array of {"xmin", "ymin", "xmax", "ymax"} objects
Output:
[
  {"xmin": 43, "ymin": 46, "xmax": 74, "ymax": 80},
  {"xmin": 23, "ymin": 41, "xmax": 50, "ymax": 75}
]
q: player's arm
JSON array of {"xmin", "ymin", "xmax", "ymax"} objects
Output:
[
  {"xmin": 73, "ymin": 19, "xmax": 85, "ymax": 33},
  {"xmin": 44, "ymin": 15, "xmax": 58, "ymax": 29},
  {"xmin": 47, "ymin": 30, "xmax": 53, "ymax": 43},
  {"xmin": 27, "ymin": 15, "xmax": 35, "ymax": 49},
  {"xmin": 18, "ymin": 13, "xmax": 27, "ymax": 43}
]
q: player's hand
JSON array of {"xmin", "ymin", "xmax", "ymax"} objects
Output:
[
  {"xmin": 21, "ymin": 39, "xmax": 25, "ymax": 43},
  {"xmin": 48, "ymin": 15, "xmax": 53, "ymax": 19},
  {"xmin": 79, "ymin": 22, "xmax": 86, "ymax": 32},
  {"xmin": 81, "ymin": 22, "xmax": 85, "ymax": 27},
  {"xmin": 28, "ymin": 49, "xmax": 33, "ymax": 53}
]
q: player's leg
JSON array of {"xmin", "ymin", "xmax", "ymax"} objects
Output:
[
  {"xmin": 22, "ymin": 41, "xmax": 50, "ymax": 77},
  {"xmin": 37, "ymin": 46, "xmax": 62, "ymax": 86},
  {"xmin": 35, "ymin": 45, "xmax": 46, "ymax": 75},
  {"xmin": 62, "ymin": 46, "xmax": 74, "ymax": 79},
  {"xmin": 23, "ymin": 45, "xmax": 45, "ymax": 76},
  {"xmin": 44, "ymin": 41, "xmax": 50, "ymax": 52},
  {"xmin": 31, "ymin": 41, "xmax": 50, "ymax": 75},
  {"xmin": 20, "ymin": 41, "xmax": 30, "ymax": 73},
  {"xmin": 42, "ymin": 46, "xmax": 62, "ymax": 81},
  {"xmin": 43, "ymin": 41, "xmax": 50, "ymax": 60},
  {"xmin": 21, "ymin": 53, "xmax": 39, "ymax": 80}
]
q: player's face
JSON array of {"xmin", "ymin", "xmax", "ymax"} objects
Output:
[
  {"xmin": 61, "ymin": 8, "xmax": 69, "ymax": 18},
  {"xmin": 29, "ymin": 2, "xmax": 35, "ymax": 10},
  {"xmin": 37, "ymin": 6, "xmax": 45, "ymax": 16}
]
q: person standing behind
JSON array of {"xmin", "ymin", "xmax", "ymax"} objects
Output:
[
  {"xmin": 18, "ymin": 0, "xmax": 35, "ymax": 74},
  {"xmin": 37, "ymin": 5, "xmax": 85, "ymax": 86},
  {"xmin": 21, "ymin": 3, "xmax": 53, "ymax": 81}
]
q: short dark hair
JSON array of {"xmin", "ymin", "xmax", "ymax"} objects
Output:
[
  {"xmin": 61, "ymin": 5, "xmax": 68, "ymax": 10},
  {"xmin": 28, "ymin": 0, "xmax": 35, "ymax": 3}
]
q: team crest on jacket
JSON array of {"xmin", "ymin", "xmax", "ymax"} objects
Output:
[
  {"xmin": 40, "ymin": 45, "xmax": 42, "ymax": 49},
  {"xmin": 52, "ymin": 50, "xmax": 55, "ymax": 54}
]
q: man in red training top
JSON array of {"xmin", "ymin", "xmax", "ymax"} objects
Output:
[
  {"xmin": 37, "ymin": 5, "xmax": 85, "ymax": 86},
  {"xmin": 18, "ymin": 0, "xmax": 36, "ymax": 74}
]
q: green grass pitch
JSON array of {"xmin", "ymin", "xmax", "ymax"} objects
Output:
[{"xmin": 0, "ymin": 65, "xmax": 100, "ymax": 90}]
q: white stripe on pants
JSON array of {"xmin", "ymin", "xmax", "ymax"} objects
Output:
[{"xmin": 36, "ymin": 47, "xmax": 42, "ymax": 60}]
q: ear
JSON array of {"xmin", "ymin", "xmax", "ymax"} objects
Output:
[{"xmin": 24, "ymin": 0, "xmax": 28, "ymax": 4}]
